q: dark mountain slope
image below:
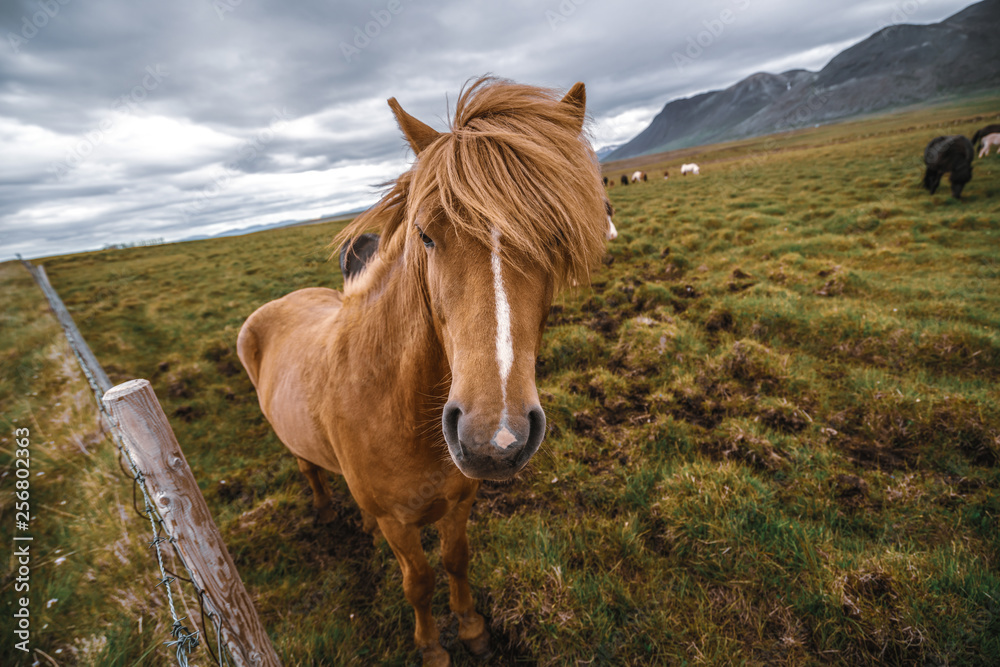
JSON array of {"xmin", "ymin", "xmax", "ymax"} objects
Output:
[{"xmin": 606, "ymin": 0, "xmax": 1000, "ymax": 161}]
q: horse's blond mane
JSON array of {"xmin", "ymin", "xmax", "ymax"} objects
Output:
[{"xmin": 334, "ymin": 77, "xmax": 608, "ymax": 289}]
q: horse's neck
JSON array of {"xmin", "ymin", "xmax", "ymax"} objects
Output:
[{"xmin": 339, "ymin": 248, "xmax": 448, "ymax": 398}]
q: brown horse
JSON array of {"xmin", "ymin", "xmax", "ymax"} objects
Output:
[{"xmin": 237, "ymin": 77, "xmax": 608, "ymax": 666}]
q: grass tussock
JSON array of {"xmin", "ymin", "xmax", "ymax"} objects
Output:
[{"xmin": 3, "ymin": 93, "xmax": 999, "ymax": 665}]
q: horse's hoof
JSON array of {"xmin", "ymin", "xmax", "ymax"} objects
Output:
[
  {"xmin": 315, "ymin": 504, "xmax": 337, "ymax": 525},
  {"xmin": 462, "ymin": 628, "xmax": 491, "ymax": 658},
  {"xmin": 420, "ymin": 643, "xmax": 451, "ymax": 667}
]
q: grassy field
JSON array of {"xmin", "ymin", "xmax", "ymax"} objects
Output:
[{"xmin": 2, "ymin": 93, "xmax": 999, "ymax": 666}]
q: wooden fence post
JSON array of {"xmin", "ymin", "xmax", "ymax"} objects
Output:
[{"xmin": 103, "ymin": 379, "xmax": 282, "ymax": 667}]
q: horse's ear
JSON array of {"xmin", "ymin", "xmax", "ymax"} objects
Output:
[
  {"xmin": 559, "ymin": 82, "xmax": 586, "ymax": 134},
  {"xmin": 388, "ymin": 97, "xmax": 441, "ymax": 155}
]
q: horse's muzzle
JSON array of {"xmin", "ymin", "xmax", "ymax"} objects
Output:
[{"xmin": 442, "ymin": 401, "xmax": 545, "ymax": 480}]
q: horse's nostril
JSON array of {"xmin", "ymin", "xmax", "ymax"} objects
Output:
[
  {"xmin": 442, "ymin": 401, "xmax": 463, "ymax": 456},
  {"xmin": 528, "ymin": 406, "xmax": 545, "ymax": 441},
  {"xmin": 516, "ymin": 406, "xmax": 546, "ymax": 467}
]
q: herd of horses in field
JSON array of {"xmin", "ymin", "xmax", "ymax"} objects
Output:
[
  {"xmin": 603, "ymin": 163, "xmax": 701, "ymax": 188},
  {"xmin": 921, "ymin": 123, "xmax": 998, "ymax": 198},
  {"xmin": 598, "ymin": 123, "xmax": 998, "ymax": 200},
  {"xmin": 238, "ymin": 73, "xmax": 996, "ymax": 665}
]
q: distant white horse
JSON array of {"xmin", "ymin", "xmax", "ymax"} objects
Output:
[
  {"xmin": 680, "ymin": 163, "xmax": 700, "ymax": 175},
  {"xmin": 605, "ymin": 200, "xmax": 617, "ymax": 240},
  {"xmin": 978, "ymin": 133, "xmax": 1000, "ymax": 158},
  {"xmin": 571, "ymin": 207, "xmax": 616, "ymax": 285},
  {"xmin": 630, "ymin": 170, "xmax": 646, "ymax": 182}
]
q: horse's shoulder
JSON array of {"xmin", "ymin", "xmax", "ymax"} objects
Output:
[
  {"xmin": 283, "ymin": 285, "xmax": 343, "ymax": 300},
  {"xmin": 266, "ymin": 287, "xmax": 344, "ymax": 318},
  {"xmin": 238, "ymin": 287, "xmax": 345, "ymax": 391},
  {"xmin": 239, "ymin": 288, "xmax": 342, "ymax": 357}
]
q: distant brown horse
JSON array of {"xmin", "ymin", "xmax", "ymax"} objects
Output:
[{"xmin": 237, "ymin": 77, "xmax": 609, "ymax": 666}]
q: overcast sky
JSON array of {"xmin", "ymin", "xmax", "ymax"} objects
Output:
[{"xmin": 0, "ymin": 0, "xmax": 974, "ymax": 260}]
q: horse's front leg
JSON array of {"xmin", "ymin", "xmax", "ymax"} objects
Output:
[
  {"xmin": 377, "ymin": 516, "xmax": 450, "ymax": 667},
  {"xmin": 295, "ymin": 457, "xmax": 337, "ymax": 524},
  {"xmin": 436, "ymin": 494, "xmax": 490, "ymax": 657}
]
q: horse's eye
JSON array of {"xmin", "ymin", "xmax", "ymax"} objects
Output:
[{"xmin": 417, "ymin": 228, "xmax": 435, "ymax": 249}]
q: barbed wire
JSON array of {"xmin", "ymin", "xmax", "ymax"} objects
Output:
[{"xmin": 18, "ymin": 256, "xmax": 236, "ymax": 667}]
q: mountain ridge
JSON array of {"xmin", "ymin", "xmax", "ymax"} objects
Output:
[{"xmin": 605, "ymin": 0, "xmax": 1000, "ymax": 161}]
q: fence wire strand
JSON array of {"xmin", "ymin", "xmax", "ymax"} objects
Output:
[{"xmin": 18, "ymin": 257, "xmax": 242, "ymax": 667}]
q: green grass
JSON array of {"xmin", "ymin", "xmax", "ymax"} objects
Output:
[{"xmin": 2, "ymin": 93, "xmax": 999, "ymax": 665}]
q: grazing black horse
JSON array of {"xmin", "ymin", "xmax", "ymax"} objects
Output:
[
  {"xmin": 923, "ymin": 135, "xmax": 974, "ymax": 199},
  {"xmin": 620, "ymin": 174, "xmax": 628, "ymax": 186},
  {"xmin": 971, "ymin": 124, "xmax": 1000, "ymax": 155},
  {"xmin": 338, "ymin": 232, "xmax": 380, "ymax": 280}
]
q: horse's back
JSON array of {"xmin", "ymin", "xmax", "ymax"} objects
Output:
[
  {"xmin": 238, "ymin": 287, "xmax": 345, "ymax": 473},
  {"xmin": 925, "ymin": 135, "xmax": 973, "ymax": 166}
]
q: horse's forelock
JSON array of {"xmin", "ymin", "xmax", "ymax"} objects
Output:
[
  {"xmin": 411, "ymin": 77, "xmax": 608, "ymax": 286},
  {"xmin": 333, "ymin": 78, "xmax": 608, "ymax": 289}
]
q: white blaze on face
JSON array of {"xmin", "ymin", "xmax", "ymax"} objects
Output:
[
  {"xmin": 607, "ymin": 216, "xmax": 618, "ymax": 241},
  {"xmin": 491, "ymin": 229, "xmax": 513, "ymax": 405},
  {"xmin": 491, "ymin": 229, "xmax": 517, "ymax": 449}
]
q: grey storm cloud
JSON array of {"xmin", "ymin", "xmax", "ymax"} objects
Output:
[{"xmin": 0, "ymin": 0, "xmax": 974, "ymax": 259}]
